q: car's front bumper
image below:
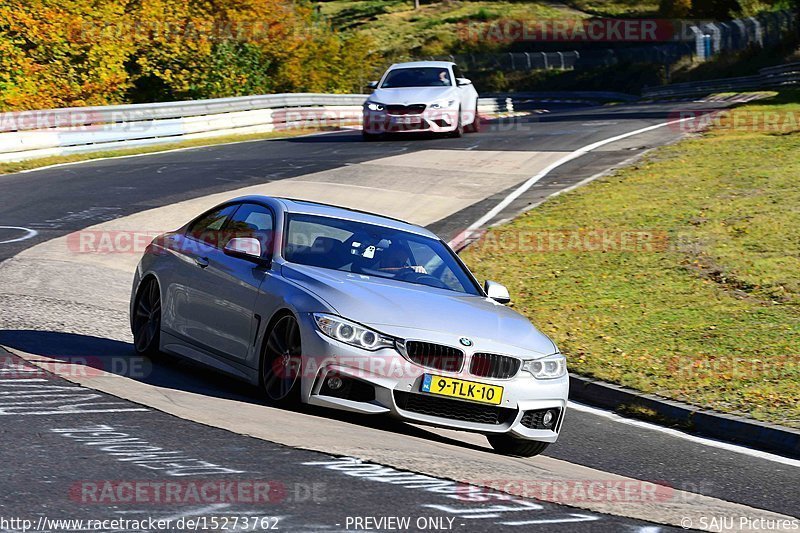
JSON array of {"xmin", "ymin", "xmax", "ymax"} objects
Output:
[
  {"xmin": 298, "ymin": 313, "xmax": 568, "ymax": 443},
  {"xmin": 363, "ymin": 109, "xmax": 459, "ymax": 134}
]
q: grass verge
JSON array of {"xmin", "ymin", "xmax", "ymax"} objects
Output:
[
  {"xmin": 319, "ymin": 0, "xmax": 584, "ymax": 57},
  {"xmin": 0, "ymin": 127, "xmax": 338, "ymax": 175},
  {"xmin": 461, "ymin": 90, "xmax": 800, "ymax": 428}
]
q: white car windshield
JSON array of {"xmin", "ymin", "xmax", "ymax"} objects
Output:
[
  {"xmin": 380, "ymin": 67, "xmax": 452, "ymax": 88},
  {"xmin": 283, "ymin": 213, "xmax": 481, "ymax": 295}
]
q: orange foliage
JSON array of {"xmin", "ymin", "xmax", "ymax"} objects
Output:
[{"xmin": 0, "ymin": 0, "xmax": 376, "ymax": 111}]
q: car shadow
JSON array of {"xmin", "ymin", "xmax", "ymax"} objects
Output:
[
  {"xmin": 0, "ymin": 329, "xmax": 491, "ymax": 454},
  {"xmin": 286, "ymin": 130, "xmax": 448, "ymax": 143}
]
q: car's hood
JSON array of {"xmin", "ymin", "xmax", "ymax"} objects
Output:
[
  {"xmin": 281, "ymin": 263, "xmax": 557, "ymax": 356},
  {"xmin": 369, "ymin": 86, "xmax": 458, "ymax": 105}
]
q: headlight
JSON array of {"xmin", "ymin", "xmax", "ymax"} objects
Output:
[
  {"xmin": 430, "ymin": 99, "xmax": 456, "ymax": 109},
  {"xmin": 522, "ymin": 354, "xmax": 567, "ymax": 379},
  {"xmin": 313, "ymin": 313, "xmax": 395, "ymax": 351},
  {"xmin": 364, "ymin": 101, "xmax": 385, "ymax": 111}
]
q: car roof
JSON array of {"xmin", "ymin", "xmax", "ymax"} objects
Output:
[
  {"xmin": 388, "ymin": 61, "xmax": 455, "ymax": 69},
  {"xmin": 230, "ymin": 195, "xmax": 439, "ymax": 239}
]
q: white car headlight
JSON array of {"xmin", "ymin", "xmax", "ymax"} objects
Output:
[
  {"xmin": 313, "ymin": 313, "xmax": 395, "ymax": 351},
  {"xmin": 430, "ymin": 99, "xmax": 457, "ymax": 109},
  {"xmin": 364, "ymin": 101, "xmax": 385, "ymax": 111},
  {"xmin": 522, "ymin": 354, "xmax": 567, "ymax": 379}
]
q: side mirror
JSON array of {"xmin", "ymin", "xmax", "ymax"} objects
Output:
[
  {"xmin": 366, "ymin": 81, "xmax": 379, "ymax": 89},
  {"xmin": 224, "ymin": 237, "xmax": 268, "ymax": 265},
  {"xmin": 484, "ymin": 280, "xmax": 510, "ymax": 304},
  {"xmin": 456, "ymin": 77, "xmax": 472, "ymax": 87}
]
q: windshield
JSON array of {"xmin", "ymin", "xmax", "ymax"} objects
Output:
[
  {"xmin": 283, "ymin": 213, "xmax": 481, "ymax": 295},
  {"xmin": 380, "ymin": 67, "xmax": 452, "ymax": 88}
]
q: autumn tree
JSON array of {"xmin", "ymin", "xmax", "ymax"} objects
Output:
[
  {"xmin": 0, "ymin": 0, "xmax": 132, "ymax": 110},
  {"xmin": 0, "ymin": 0, "xmax": 377, "ymax": 110}
]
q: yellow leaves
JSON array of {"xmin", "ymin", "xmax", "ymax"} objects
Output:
[
  {"xmin": 1, "ymin": 0, "xmax": 371, "ymax": 111},
  {"xmin": 1, "ymin": 0, "xmax": 133, "ymax": 110}
]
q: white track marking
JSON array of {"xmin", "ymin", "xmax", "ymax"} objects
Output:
[
  {"xmin": 450, "ymin": 117, "xmax": 691, "ymax": 247},
  {"xmin": 0, "ymin": 226, "xmax": 38, "ymax": 244},
  {"xmin": 568, "ymin": 401, "xmax": 800, "ymax": 468},
  {"xmin": 487, "ymin": 150, "xmax": 653, "ymax": 230},
  {"xmin": 500, "ymin": 513, "xmax": 600, "ymax": 525}
]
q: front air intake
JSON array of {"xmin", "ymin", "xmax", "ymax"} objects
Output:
[
  {"xmin": 470, "ymin": 353, "xmax": 521, "ymax": 379},
  {"xmin": 404, "ymin": 341, "xmax": 464, "ymax": 372}
]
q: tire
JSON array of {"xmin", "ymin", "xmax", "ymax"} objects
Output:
[
  {"xmin": 464, "ymin": 106, "xmax": 481, "ymax": 133},
  {"xmin": 132, "ymin": 277, "xmax": 161, "ymax": 357},
  {"xmin": 449, "ymin": 108, "xmax": 464, "ymax": 138},
  {"xmin": 261, "ymin": 314, "xmax": 303, "ymax": 406},
  {"xmin": 487, "ymin": 434, "xmax": 550, "ymax": 457},
  {"xmin": 362, "ymin": 131, "xmax": 381, "ymax": 142}
]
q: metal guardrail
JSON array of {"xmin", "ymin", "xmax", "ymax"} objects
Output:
[
  {"xmin": 432, "ymin": 43, "xmax": 696, "ymax": 73},
  {"xmin": 0, "ymin": 94, "xmax": 374, "ymax": 163},
  {"xmin": 0, "ymin": 94, "xmax": 369, "ymax": 134},
  {"xmin": 0, "ymin": 91, "xmax": 624, "ymax": 164},
  {"xmin": 481, "ymin": 91, "xmax": 637, "ymax": 102},
  {"xmin": 642, "ymin": 61, "xmax": 800, "ymax": 98}
]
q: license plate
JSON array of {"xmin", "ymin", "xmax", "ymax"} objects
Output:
[
  {"xmin": 391, "ymin": 116, "xmax": 421, "ymax": 125},
  {"xmin": 421, "ymin": 374, "xmax": 503, "ymax": 405}
]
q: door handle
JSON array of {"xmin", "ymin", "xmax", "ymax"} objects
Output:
[{"xmin": 195, "ymin": 256, "xmax": 209, "ymax": 268}]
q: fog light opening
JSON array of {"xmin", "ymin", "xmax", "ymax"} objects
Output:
[
  {"xmin": 542, "ymin": 410, "xmax": 555, "ymax": 427},
  {"xmin": 326, "ymin": 376, "xmax": 344, "ymax": 391}
]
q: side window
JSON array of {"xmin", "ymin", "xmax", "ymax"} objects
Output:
[
  {"xmin": 222, "ymin": 203, "xmax": 275, "ymax": 258},
  {"xmin": 284, "ymin": 216, "xmax": 353, "ymax": 268},
  {"xmin": 186, "ymin": 204, "xmax": 238, "ymax": 248}
]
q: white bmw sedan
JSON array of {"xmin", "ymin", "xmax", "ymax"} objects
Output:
[{"xmin": 362, "ymin": 61, "xmax": 480, "ymax": 140}]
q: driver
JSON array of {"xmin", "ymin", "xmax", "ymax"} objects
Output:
[{"xmin": 379, "ymin": 245, "xmax": 427, "ymax": 274}]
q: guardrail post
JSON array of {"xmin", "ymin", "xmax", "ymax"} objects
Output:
[
  {"xmin": 765, "ymin": 12, "xmax": 779, "ymax": 44},
  {"xmin": 733, "ymin": 19, "xmax": 746, "ymax": 49},
  {"xmin": 556, "ymin": 51, "xmax": 565, "ymax": 69},
  {"xmin": 704, "ymin": 23, "xmax": 721, "ymax": 54},
  {"xmin": 525, "ymin": 52, "xmax": 531, "ymax": 70},
  {"xmin": 723, "ymin": 22, "xmax": 734, "ymax": 51},
  {"xmin": 747, "ymin": 17, "xmax": 764, "ymax": 47},
  {"xmin": 509, "ymin": 52, "xmax": 515, "ymax": 70},
  {"xmin": 691, "ymin": 26, "xmax": 706, "ymax": 60},
  {"xmin": 541, "ymin": 52, "xmax": 549, "ymax": 69}
]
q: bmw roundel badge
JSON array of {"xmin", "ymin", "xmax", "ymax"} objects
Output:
[{"xmin": 459, "ymin": 337, "xmax": 473, "ymax": 347}]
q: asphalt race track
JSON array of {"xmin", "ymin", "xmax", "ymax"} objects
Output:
[{"xmin": 1, "ymin": 101, "xmax": 798, "ymax": 532}]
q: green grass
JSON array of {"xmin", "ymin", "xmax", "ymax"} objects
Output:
[
  {"xmin": 563, "ymin": 0, "xmax": 659, "ymax": 17},
  {"xmin": 461, "ymin": 90, "xmax": 800, "ymax": 428},
  {"xmin": 0, "ymin": 127, "xmax": 337, "ymax": 175},
  {"xmin": 318, "ymin": 0, "xmax": 587, "ymax": 58}
]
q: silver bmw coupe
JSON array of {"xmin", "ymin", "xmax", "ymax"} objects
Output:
[{"xmin": 130, "ymin": 196, "xmax": 568, "ymax": 456}]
